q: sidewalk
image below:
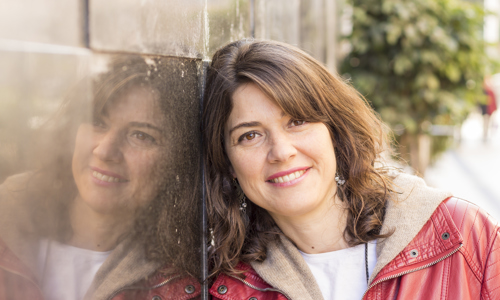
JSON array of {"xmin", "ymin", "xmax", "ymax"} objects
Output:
[{"xmin": 424, "ymin": 111, "xmax": 500, "ymax": 221}]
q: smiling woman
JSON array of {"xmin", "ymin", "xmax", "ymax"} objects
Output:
[
  {"xmin": 0, "ymin": 55, "xmax": 201, "ymax": 300},
  {"xmin": 72, "ymin": 85, "xmax": 166, "ymax": 219},
  {"xmin": 203, "ymin": 40, "xmax": 500, "ymax": 300}
]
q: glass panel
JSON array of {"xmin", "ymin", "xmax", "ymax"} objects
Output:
[
  {"xmin": 300, "ymin": 0, "xmax": 327, "ymax": 63},
  {"xmin": 0, "ymin": 0, "xmax": 83, "ymax": 46},
  {"xmin": 207, "ymin": 0, "xmax": 252, "ymax": 57},
  {"xmin": 0, "ymin": 48, "xmax": 202, "ymax": 298},
  {"xmin": 90, "ymin": 0, "xmax": 205, "ymax": 58},
  {"xmin": 324, "ymin": 0, "xmax": 338, "ymax": 72},
  {"xmin": 254, "ymin": 0, "xmax": 301, "ymax": 45}
]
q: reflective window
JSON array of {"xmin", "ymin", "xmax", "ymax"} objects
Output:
[{"xmin": 0, "ymin": 50, "xmax": 202, "ymax": 299}]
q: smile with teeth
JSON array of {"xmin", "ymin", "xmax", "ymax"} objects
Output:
[
  {"xmin": 92, "ymin": 171, "xmax": 124, "ymax": 183},
  {"xmin": 270, "ymin": 170, "xmax": 306, "ymax": 183}
]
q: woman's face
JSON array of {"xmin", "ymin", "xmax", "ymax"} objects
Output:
[
  {"xmin": 72, "ymin": 86, "xmax": 167, "ymax": 216},
  {"xmin": 224, "ymin": 82, "xmax": 338, "ymax": 221}
]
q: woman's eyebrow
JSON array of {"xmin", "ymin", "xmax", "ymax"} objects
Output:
[
  {"xmin": 129, "ymin": 122, "xmax": 164, "ymax": 133},
  {"xmin": 229, "ymin": 121, "xmax": 261, "ymax": 135}
]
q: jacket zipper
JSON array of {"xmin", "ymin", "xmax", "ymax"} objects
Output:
[
  {"xmin": 362, "ymin": 243, "xmax": 463, "ymax": 299},
  {"xmin": 107, "ymin": 274, "xmax": 182, "ymax": 300},
  {"xmin": 227, "ymin": 274, "xmax": 292, "ymax": 300}
]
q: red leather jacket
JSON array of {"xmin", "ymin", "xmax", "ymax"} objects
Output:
[
  {"xmin": 210, "ymin": 198, "xmax": 500, "ymax": 300},
  {"xmin": 0, "ymin": 239, "xmax": 201, "ymax": 300}
]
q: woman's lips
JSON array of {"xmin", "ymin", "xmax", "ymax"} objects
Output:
[
  {"xmin": 267, "ymin": 167, "xmax": 311, "ymax": 186},
  {"xmin": 92, "ymin": 170, "xmax": 125, "ymax": 183},
  {"xmin": 90, "ymin": 167, "xmax": 127, "ymax": 185}
]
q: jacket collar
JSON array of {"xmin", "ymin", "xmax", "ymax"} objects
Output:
[
  {"xmin": 250, "ymin": 172, "xmax": 453, "ymax": 299},
  {"xmin": 84, "ymin": 237, "xmax": 162, "ymax": 300},
  {"xmin": 371, "ymin": 173, "xmax": 452, "ymax": 282},
  {"xmin": 371, "ymin": 197, "xmax": 462, "ymax": 283}
]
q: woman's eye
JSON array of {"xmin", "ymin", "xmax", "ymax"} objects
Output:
[
  {"xmin": 238, "ymin": 131, "xmax": 258, "ymax": 142},
  {"xmin": 133, "ymin": 132, "xmax": 156, "ymax": 143},
  {"xmin": 92, "ymin": 117, "xmax": 106, "ymax": 128},
  {"xmin": 290, "ymin": 120, "xmax": 306, "ymax": 127}
]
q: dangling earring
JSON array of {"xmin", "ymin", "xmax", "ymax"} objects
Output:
[
  {"xmin": 335, "ymin": 173, "xmax": 345, "ymax": 186},
  {"xmin": 233, "ymin": 178, "xmax": 247, "ymax": 213}
]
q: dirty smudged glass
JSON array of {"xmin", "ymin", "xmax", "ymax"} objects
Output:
[
  {"xmin": 90, "ymin": 0, "xmax": 252, "ymax": 59},
  {"xmin": 0, "ymin": 46, "xmax": 202, "ymax": 298},
  {"xmin": 206, "ymin": 0, "xmax": 252, "ymax": 57},
  {"xmin": 254, "ymin": 0, "xmax": 301, "ymax": 46},
  {"xmin": 0, "ymin": 0, "xmax": 83, "ymax": 46},
  {"xmin": 90, "ymin": 0, "xmax": 205, "ymax": 58}
]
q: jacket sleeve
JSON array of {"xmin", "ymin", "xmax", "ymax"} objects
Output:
[{"xmin": 482, "ymin": 226, "xmax": 500, "ymax": 300}]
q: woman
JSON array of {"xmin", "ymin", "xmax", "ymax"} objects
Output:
[
  {"xmin": 0, "ymin": 56, "xmax": 201, "ymax": 300},
  {"xmin": 203, "ymin": 39, "xmax": 500, "ymax": 300}
]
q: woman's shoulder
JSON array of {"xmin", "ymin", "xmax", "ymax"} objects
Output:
[
  {"xmin": 436, "ymin": 197, "xmax": 500, "ymax": 294},
  {"xmin": 0, "ymin": 172, "xmax": 34, "ymax": 194},
  {"xmin": 0, "ymin": 172, "xmax": 39, "ymax": 215},
  {"xmin": 442, "ymin": 197, "xmax": 500, "ymax": 235},
  {"xmin": 442, "ymin": 197, "xmax": 500, "ymax": 256},
  {"xmin": 0, "ymin": 172, "xmax": 37, "ymax": 227}
]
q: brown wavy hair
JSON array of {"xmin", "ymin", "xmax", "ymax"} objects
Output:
[{"xmin": 203, "ymin": 39, "xmax": 396, "ymax": 277}]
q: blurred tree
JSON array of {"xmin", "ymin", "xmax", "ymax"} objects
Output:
[{"xmin": 341, "ymin": 0, "xmax": 488, "ymax": 175}]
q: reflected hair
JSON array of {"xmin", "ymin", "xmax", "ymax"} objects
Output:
[
  {"xmin": 203, "ymin": 39, "xmax": 396, "ymax": 277},
  {"xmin": 26, "ymin": 55, "xmax": 200, "ymax": 277}
]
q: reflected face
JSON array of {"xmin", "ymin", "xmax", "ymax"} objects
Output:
[
  {"xmin": 72, "ymin": 86, "xmax": 166, "ymax": 215},
  {"xmin": 224, "ymin": 83, "xmax": 338, "ymax": 220}
]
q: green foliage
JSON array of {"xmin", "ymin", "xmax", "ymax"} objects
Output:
[{"xmin": 341, "ymin": 0, "xmax": 488, "ymax": 135}]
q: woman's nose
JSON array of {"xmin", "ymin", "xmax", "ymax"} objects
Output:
[
  {"xmin": 267, "ymin": 133, "xmax": 297, "ymax": 163},
  {"xmin": 93, "ymin": 131, "xmax": 123, "ymax": 163}
]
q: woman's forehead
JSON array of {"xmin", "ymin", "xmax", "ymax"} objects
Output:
[
  {"xmin": 101, "ymin": 86, "xmax": 164, "ymax": 124},
  {"xmin": 229, "ymin": 83, "xmax": 283, "ymax": 115},
  {"xmin": 230, "ymin": 82, "xmax": 316, "ymax": 122}
]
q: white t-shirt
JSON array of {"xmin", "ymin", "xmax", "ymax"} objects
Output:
[
  {"xmin": 37, "ymin": 239, "xmax": 111, "ymax": 300},
  {"xmin": 299, "ymin": 242, "xmax": 377, "ymax": 300}
]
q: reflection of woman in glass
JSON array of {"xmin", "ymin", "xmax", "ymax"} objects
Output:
[
  {"xmin": 203, "ymin": 40, "xmax": 500, "ymax": 300},
  {"xmin": 0, "ymin": 56, "xmax": 201, "ymax": 299}
]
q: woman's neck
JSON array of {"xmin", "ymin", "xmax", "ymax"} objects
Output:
[
  {"xmin": 67, "ymin": 195, "xmax": 135, "ymax": 252},
  {"xmin": 270, "ymin": 196, "xmax": 348, "ymax": 254}
]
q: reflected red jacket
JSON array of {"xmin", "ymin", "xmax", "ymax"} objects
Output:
[
  {"xmin": 0, "ymin": 240, "xmax": 201, "ymax": 300},
  {"xmin": 210, "ymin": 198, "xmax": 500, "ymax": 300}
]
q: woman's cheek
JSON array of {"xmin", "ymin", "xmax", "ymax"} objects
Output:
[
  {"xmin": 232, "ymin": 151, "xmax": 252, "ymax": 177},
  {"xmin": 72, "ymin": 125, "xmax": 93, "ymax": 169}
]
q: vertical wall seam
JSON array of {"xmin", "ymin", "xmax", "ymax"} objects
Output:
[
  {"xmin": 199, "ymin": 59, "xmax": 210, "ymax": 300},
  {"xmin": 250, "ymin": 0, "xmax": 255, "ymax": 38},
  {"xmin": 83, "ymin": 0, "xmax": 90, "ymax": 48}
]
